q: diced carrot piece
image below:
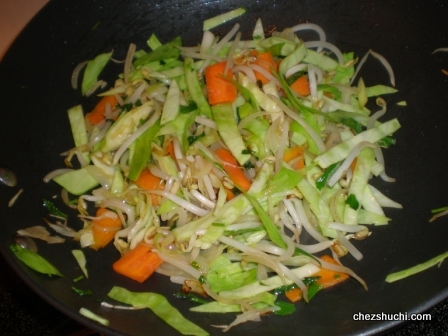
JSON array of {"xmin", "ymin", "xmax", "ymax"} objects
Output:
[
  {"xmin": 315, "ymin": 255, "xmax": 350, "ymax": 288},
  {"xmin": 283, "ymin": 146, "xmax": 305, "ymax": 170},
  {"xmin": 135, "ymin": 169, "xmax": 163, "ymax": 206},
  {"xmin": 285, "ymin": 288, "xmax": 303, "ymax": 303},
  {"xmin": 91, "ymin": 208, "xmax": 122, "ymax": 250},
  {"xmin": 112, "ymin": 244, "xmax": 163, "ymax": 283},
  {"xmin": 251, "ymin": 50, "xmax": 277, "ymax": 85},
  {"xmin": 224, "ymin": 187, "xmax": 235, "ymax": 201},
  {"xmin": 290, "ymin": 75, "xmax": 311, "ymax": 96},
  {"xmin": 215, "ymin": 148, "xmax": 251, "ymax": 192},
  {"xmin": 205, "ymin": 61, "xmax": 237, "ymax": 105},
  {"xmin": 166, "ymin": 141, "xmax": 176, "ymax": 160},
  {"xmin": 86, "ymin": 95, "xmax": 118, "ymax": 125},
  {"xmin": 285, "ymin": 255, "xmax": 349, "ymax": 303}
]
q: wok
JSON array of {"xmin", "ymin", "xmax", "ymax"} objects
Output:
[{"xmin": 1, "ymin": 0, "xmax": 448, "ymax": 335}]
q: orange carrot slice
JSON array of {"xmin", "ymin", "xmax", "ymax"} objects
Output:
[
  {"xmin": 285, "ymin": 255, "xmax": 349, "ymax": 302},
  {"xmin": 315, "ymin": 255, "xmax": 350, "ymax": 288},
  {"xmin": 251, "ymin": 50, "xmax": 277, "ymax": 85},
  {"xmin": 91, "ymin": 208, "xmax": 122, "ymax": 250},
  {"xmin": 215, "ymin": 148, "xmax": 251, "ymax": 192},
  {"xmin": 135, "ymin": 169, "xmax": 163, "ymax": 206},
  {"xmin": 112, "ymin": 244, "xmax": 163, "ymax": 283},
  {"xmin": 285, "ymin": 288, "xmax": 303, "ymax": 303},
  {"xmin": 86, "ymin": 95, "xmax": 118, "ymax": 125},
  {"xmin": 283, "ymin": 146, "xmax": 305, "ymax": 170},
  {"xmin": 290, "ymin": 75, "xmax": 311, "ymax": 96},
  {"xmin": 205, "ymin": 61, "xmax": 237, "ymax": 105}
]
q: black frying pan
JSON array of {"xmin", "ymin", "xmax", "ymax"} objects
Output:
[{"xmin": 1, "ymin": 0, "xmax": 448, "ymax": 335}]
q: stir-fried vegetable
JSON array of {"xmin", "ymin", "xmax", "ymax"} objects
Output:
[
  {"xmin": 43, "ymin": 12, "xmax": 404, "ymax": 333},
  {"xmin": 10, "ymin": 244, "xmax": 62, "ymax": 276},
  {"xmin": 385, "ymin": 250, "xmax": 448, "ymax": 283},
  {"xmin": 113, "ymin": 243, "xmax": 163, "ymax": 283},
  {"xmin": 108, "ymin": 286, "xmax": 209, "ymax": 335}
]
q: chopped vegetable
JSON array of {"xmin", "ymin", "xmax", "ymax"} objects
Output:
[
  {"xmin": 273, "ymin": 301, "xmax": 296, "ymax": 316},
  {"xmin": 81, "ymin": 51, "xmax": 112, "ymax": 95},
  {"xmin": 133, "ymin": 36, "xmax": 182, "ymax": 67},
  {"xmin": 386, "ymin": 250, "xmax": 448, "ymax": 283},
  {"xmin": 134, "ymin": 169, "xmax": 163, "ymax": 206},
  {"xmin": 90, "ymin": 208, "xmax": 122, "ymax": 250},
  {"xmin": 112, "ymin": 244, "xmax": 163, "ymax": 283},
  {"xmin": 285, "ymin": 255, "xmax": 349, "ymax": 302},
  {"xmin": 79, "ymin": 307, "xmax": 109, "ymax": 326},
  {"xmin": 53, "ymin": 168, "xmax": 99, "ymax": 196},
  {"xmin": 10, "ymin": 244, "xmax": 62, "ymax": 277},
  {"xmin": 43, "ymin": 198, "xmax": 67, "ymax": 219},
  {"xmin": 72, "ymin": 249, "xmax": 88, "ymax": 278},
  {"xmin": 86, "ymin": 95, "xmax": 118, "ymax": 125},
  {"xmin": 107, "ymin": 286, "xmax": 209, "ymax": 335},
  {"xmin": 203, "ymin": 7, "xmax": 246, "ymax": 30},
  {"xmin": 72, "ymin": 287, "xmax": 92, "ymax": 296},
  {"xmin": 283, "ymin": 146, "xmax": 305, "ymax": 170},
  {"xmin": 205, "ymin": 61, "xmax": 237, "ymax": 105},
  {"xmin": 290, "ymin": 75, "xmax": 311, "ymax": 96},
  {"xmin": 215, "ymin": 148, "xmax": 251, "ymax": 192},
  {"xmin": 251, "ymin": 51, "xmax": 277, "ymax": 85}
]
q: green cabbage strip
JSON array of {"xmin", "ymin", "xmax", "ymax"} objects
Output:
[
  {"xmin": 81, "ymin": 51, "xmax": 112, "ymax": 95},
  {"xmin": 107, "ymin": 286, "xmax": 209, "ymax": 336},
  {"xmin": 385, "ymin": 250, "xmax": 448, "ymax": 283},
  {"xmin": 79, "ymin": 308, "xmax": 109, "ymax": 326},
  {"xmin": 72, "ymin": 249, "xmax": 88, "ymax": 278},
  {"xmin": 314, "ymin": 118, "xmax": 401, "ymax": 169},
  {"xmin": 10, "ymin": 244, "xmax": 62, "ymax": 277},
  {"xmin": 203, "ymin": 7, "xmax": 247, "ymax": 30},
  {"xmin": 67, "ymin": 105, "xmax": 90, "ymax": 164},
  {"xmin": 133, "ymin": 36, "xmax": 182, "ymax": 68},
  {"xmin": 245, "ymin": 193, "xmax": 287, "ymax": 248}
]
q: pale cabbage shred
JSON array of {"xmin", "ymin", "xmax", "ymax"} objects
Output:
[{"xmin": 56, "ymin": 18, "xmax": 403, "ymax": 331}]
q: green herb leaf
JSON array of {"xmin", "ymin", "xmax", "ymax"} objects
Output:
[
  {"xmin": 346, "ymin": 194, "xmax": 360, "ymax": 210},
  {"xmin": 43, "ymin": 199, "xmax": 67, "ymax": 218},
  {"xmin": 315, "ymin": 162, "xmax": 341, "ymax": 190},
  {"xmin": 72, "ymin": 287, "xmax": 92, "ymax": 296},
  {"xmin": 243, "ymin": 161, "xmax": 255, "ymax": 169},
  {"xmin": 187, "ymin": 132, "xmax": 205, "ymax": 146},
  {"xmin": 340, "ymin": 118, "xmax": 363, "ymax": 134},
  {"xmin": 307, "ymin": 282, "xmax": 323, "ymax": 300},
  {"xmin": 273, "ymin": 301, "xmax": 296, "ymax": 316},
  {"xmin": 179, "ymin": 101, "xmax": 198, "ymax": 114},
  {"xmin": 377, "ymin": 136, "xmax": 396, "ymax": 148},
  {"xmin": 173, "ymin": 292, "xmax": 208, "ymax": 305}
]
